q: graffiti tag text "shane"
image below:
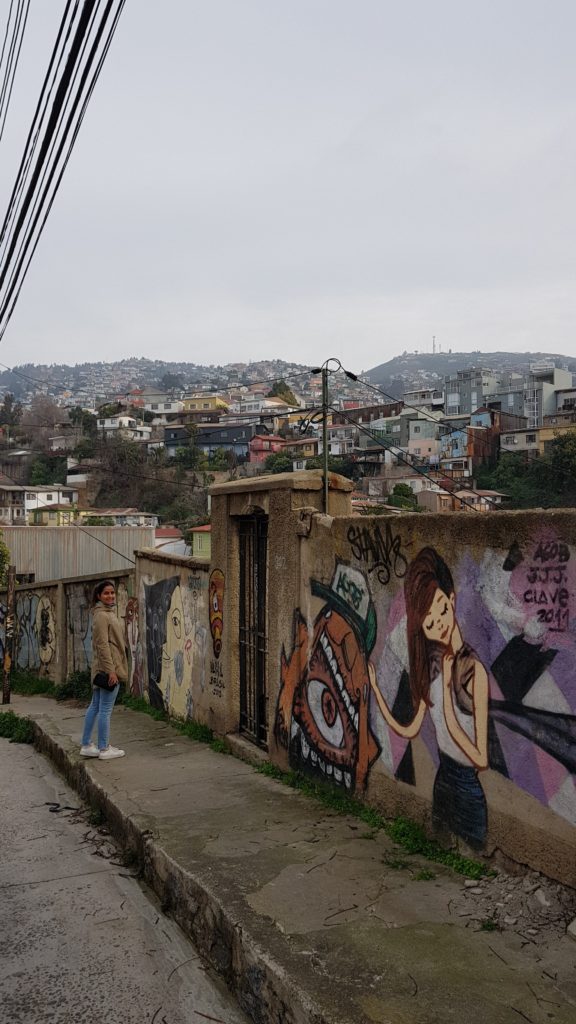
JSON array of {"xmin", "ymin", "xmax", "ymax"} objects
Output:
[{"xmin": 347, "ymin": 522, "xmax": 408, "ymax": 585}]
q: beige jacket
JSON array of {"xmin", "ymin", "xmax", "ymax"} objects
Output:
[{"xmin": 91, "ymin": 604, "xmax": 128, "ymax": 683}]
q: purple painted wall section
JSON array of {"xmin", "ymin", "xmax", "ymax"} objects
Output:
[{"xmin": 273, "ymin": 515, "xmax": 576, "ymax": 871}]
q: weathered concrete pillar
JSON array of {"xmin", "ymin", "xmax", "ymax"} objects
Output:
[{"xmin": 209, "ymin": 471, "xmax": 353, "ymax": 747}]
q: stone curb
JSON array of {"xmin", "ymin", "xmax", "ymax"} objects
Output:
[{"xmin": 31, "ymin": 720, "xmax": 330, "ymax": 1024}]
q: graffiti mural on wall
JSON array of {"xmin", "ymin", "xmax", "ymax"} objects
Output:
[
  {"xmin": 277, "ymin": 534, "xmax": 576, "ymax": 847},
  {"xmin": 275, "ymin": 562, "xmax": 380, "ymax": 791},
  {"xmin": 370, "ymin": 548, "xmax": 490, "ymax": 848},
  {"xmin": 0, "ymin": 591, "xmax": 58, "ymax": 673},
  {"xmin": 145, "ymin": 575, "xmax": 196, "ymax": 717},
  {"xmin": 66, "ymin": 583, "xmax": 93, "ymax": 673},
  {"xmin": 125, "ymin": 597, "xmax": 143, "ymax": 695},
  {"xmin": 208, "ymin": 569, "xmax": 225, "ymax": 657},
  {"xmin": 208, "ymin": 569, "xmax": 225, "ymax": 697},
  {"xmin": 13, "ymin": 592, "xmax": 56, "ymax": 672}
]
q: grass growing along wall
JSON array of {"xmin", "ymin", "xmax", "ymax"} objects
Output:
[
  {"xmin": 9, "ymin": 671, "xmax": 490, "ymax": 877},
  {"xmin": 255, "ymin": 761, "xmax": 491, "ymax": 879}
]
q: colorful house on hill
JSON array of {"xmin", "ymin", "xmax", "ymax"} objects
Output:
[
  {"xmin": 249, "ymin": 435, "xmax": 285, "ymax": 464},
  {"xmin": 189, "ymin": 524, "xmax": 211, "ymax": 559},
  {"xmin": 31, "ymin": 503, "xmax": 79, "ymax": 526}
]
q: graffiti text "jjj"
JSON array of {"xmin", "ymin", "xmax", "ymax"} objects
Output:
[
  {"xmin": 524, "ymin": 538, "xmax": 571, "ymax": 633},
  {"xmin": 347, "ymin": 523, "xmax": 407, "ymax": 586}
]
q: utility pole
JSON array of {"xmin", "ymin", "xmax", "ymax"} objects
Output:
[
  {"xmin": 2, "ymin": 565, "xmax": 16, "ymax": 705},
  {"xmin": 321, "ymin": 365, "xmax": 329, "ymax": 514}
]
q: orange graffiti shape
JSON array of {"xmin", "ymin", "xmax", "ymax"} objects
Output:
[{"xmin": 276, "ymin": 608, "xmax": 379, "ymax": 792}]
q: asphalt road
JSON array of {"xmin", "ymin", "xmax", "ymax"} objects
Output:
[{"xmin": 0, "ymin": 737, "xmax": 249, "ymax": 1024}]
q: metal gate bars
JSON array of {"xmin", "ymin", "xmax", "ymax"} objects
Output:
[{"xmin": 238, "ymin": 514, "xmax": 268, "ymax": 746}]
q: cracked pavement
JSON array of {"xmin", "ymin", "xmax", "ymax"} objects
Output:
[
  {"xmin": 9, "ymin": 695, "xmax": 576, "ymax": 1024},
  {"xmin": 0, "ymin": 737, "xmax": 248, "ymax": 1024}
]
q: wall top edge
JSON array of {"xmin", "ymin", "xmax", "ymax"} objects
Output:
[
  {"xmin": 209, "ymin": 470, "xmax": 354, "ymax": 496},
  {"xmin": 135, "ymin": 547, "xmax": 210, "ymax": 570},
  {"xmin": 0, "ymin": 566, "xmax": 134, "ymax": 596}
]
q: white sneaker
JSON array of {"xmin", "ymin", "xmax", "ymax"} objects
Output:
[
  {"xmin": 80, "ymin": 744, "xmax": 99, "ymax": 757},
  {"xmin": 98, "ymin": 746, "xmax": 125, "ymax": 760}
]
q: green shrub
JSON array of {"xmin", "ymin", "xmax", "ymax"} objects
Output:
[
  {"xmin": 0, "ymin": 710, "xmax": 35, "ymax": 743},
  {"xmin": 56, "ymin": 670, "xmax": 92, "ymax": 702},
  {"xmin": 10, "ymin": 670, "xmax": 54, "ymax": 696}
]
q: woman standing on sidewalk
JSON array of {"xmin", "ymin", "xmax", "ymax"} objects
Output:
[{"xmin": 80, "ymin": 580, "xmax": 128, "ymax": 761}]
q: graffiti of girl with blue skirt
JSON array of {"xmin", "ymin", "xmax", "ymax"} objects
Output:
[{"xmin": 369, "ymin": 547, "xmax": 489, "ymax": 848}]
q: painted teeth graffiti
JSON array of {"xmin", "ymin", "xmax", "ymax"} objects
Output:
[{"xmin": 275, "ymin": 562, "xmax": 380, "ymax": 791}]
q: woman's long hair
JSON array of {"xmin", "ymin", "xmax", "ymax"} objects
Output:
[
  {"xmin": 404, "ymin": 548, "xmax": 454, "ymax": 707},
  {"xmin": 91, "ymin": 579, "xmax": 116, "ymax": 607}
]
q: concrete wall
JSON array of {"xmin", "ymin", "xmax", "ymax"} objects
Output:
[
  {"xmin": 0, "ymin": 570, "xmax": 133, "ymax": 683},
  {"xmin": 209, "ymin": 472, "xmax": 576, "ymax": 886}
]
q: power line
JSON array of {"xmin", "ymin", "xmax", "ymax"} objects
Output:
[
  {"xmin": 0, "ymin": 0, "xmax": 79, "ymax": 250},
  {"xmin": 0, "ymin": 464, "xmax": 137, "ymax": 565},
  {"xmin": 342, "ymin": 366, "xmax": 576, "ymax": 495},
  {"xmin": 329, "ymin": 405, "xmax": 485, "ymax": 513},
  {"xmin": 0, "ymin": 0, "xmax": 30, "ymax": 145},
  {"xmin": 0, "ymin": 0, "xmax": 128, "ymax": 340},
  {"xmin": 0, "ymin": 360, "xmax": 314, "ymax": 397}
]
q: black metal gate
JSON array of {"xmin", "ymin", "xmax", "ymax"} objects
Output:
[{"xmin": 239, "ymin": 514, "xmax": 268, "ymax": 746}]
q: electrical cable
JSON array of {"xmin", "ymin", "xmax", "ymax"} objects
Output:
[
  {"xmin": 341, "ymin": 366, "xmax": 542, "ymax": 477},
  {"xmin": 0, "ymin": 0, "xmax": 30, "ymax": 145},
  {"xmin": 0, "ymin": 1, "xmax": 126, "ymax": 338},
  {"xmin": 0, "ymin": 0, "xmax": 80, "ymax": 249},
  {"xmin": 352, "ymin": 367, "xmax": 576, "ymax": 483},
  {"xmin": 0, "ymin": 360, "xmax": 314, "ymax": 397},
  {"xmin": 0, "ymin": 464, "xmax": 137, "ymax": 564},
  {"xmin": 0, "ymin": 0, "xmax": 128, "ymax": 340},
  {"xmin": 326, "ymin": 405, "xmax": 486, "ymax": 513}
]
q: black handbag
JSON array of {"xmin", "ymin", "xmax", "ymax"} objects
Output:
[{"xmin": 92, "ymin": 671, "xmax": 115, "ymax": 689}]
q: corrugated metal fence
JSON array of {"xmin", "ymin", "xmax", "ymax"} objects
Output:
[{"xmin": 1, "ymin": 527, "xmax": 154, "ymax": 582}]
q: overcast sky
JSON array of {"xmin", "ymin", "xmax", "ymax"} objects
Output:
[{"xmin": 0, "ymin": 1, "xmax": 574, "ymax": 372}]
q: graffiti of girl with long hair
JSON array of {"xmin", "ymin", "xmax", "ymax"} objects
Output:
[{"xmin": 369, "ymin": 547, "xmax": 489, "ymax": 848}]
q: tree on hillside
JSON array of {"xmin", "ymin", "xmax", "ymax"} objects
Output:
[
  {"xmin": 69, "ymin": 406, "xmax": 97, "ymax": 437},
  {"xmin": 29, "ymin": 455, "xmax": 67, "ymax": 485},
  {"xmin": 264, "ymin": 451, "xmax": 293, "ymax": 474},
  {"xmin": 159, "ymin": 372, "xmax": 185, "ymax": 392},
  {"xmin": 476, "ymin": 429, "xmax": 576, "ymax": 508},
  {"xmin": 305, "ymin": 455, "xmax": 358, "ymax": 480},
  {"xmin": 268, "ymin": 379, "xmax": 298, "ymax": 407},
  {"xmin": 97, "ymin": 402, "xmax": 122, "ymax": 418},
  {"xmin": 19, "ymin": 396, "xmax": 62, "ymax": 445},
  {"xmin": 0, "ymin": 393, "xmax": 22, "ymax": 428},
  {"xmin": 387, "ymin": 483, "xmax": 419, "ymax": 510}
]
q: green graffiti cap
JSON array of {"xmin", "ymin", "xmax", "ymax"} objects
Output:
[{"xmin": 311, "ymin": 562, "xmax": 377, "ymax": 655}]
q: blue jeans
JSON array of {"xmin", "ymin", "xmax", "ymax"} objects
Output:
[{"xmin": 81, "ymin": 685, "xmax": 120, "ymax": 750}]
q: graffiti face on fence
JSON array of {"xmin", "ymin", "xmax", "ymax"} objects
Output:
[
  {"xmin": 275, "ymin": 563, "xmax": 379, "ymax": 790},
  {"xmin": 144, "ymin": 576, "xmax": 194, "ymax": 717},
  {"xmin": 208, "ymin": 569, "xmax": 225, "ymax": 658}
]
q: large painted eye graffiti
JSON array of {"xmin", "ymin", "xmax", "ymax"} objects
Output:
[{"xmin": 306, "ymin": 678, "xmax": 345, "ymax": 748}]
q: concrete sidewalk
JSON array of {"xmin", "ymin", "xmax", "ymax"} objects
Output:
[{"xmin": 10, "ymin": 695, "xmax": 576, "ymax": 1024}]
